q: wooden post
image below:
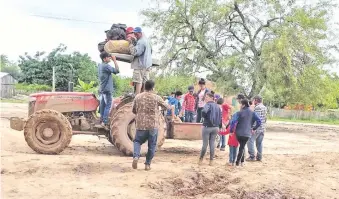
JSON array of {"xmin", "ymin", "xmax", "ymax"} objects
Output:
[{"xmin": 52, "ymin": 66, "xmax": 55, "ymax": 92}]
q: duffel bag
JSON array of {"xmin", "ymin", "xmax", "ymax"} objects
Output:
[{"xmin": 104, "ymin": 40, "xmax": 130, "ymax": 54}]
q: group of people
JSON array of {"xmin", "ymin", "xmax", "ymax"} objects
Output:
[
  {"xmin": 198, "ymin": 92, "xmax": 267, "ymax": 167},
  {"xmin": 96, "ymin": 26, "xmax": 267, "ymax": 170}
]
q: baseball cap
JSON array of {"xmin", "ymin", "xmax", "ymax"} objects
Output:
[
  {"xmin": 236, "ymin": 93, "xmax": 245, "ymax": 100},
  {"xmin": 188, "ymin": 86, "xmax": 194, "ymax": 91},
  {"xmin": 126, "ymin": 27, "xmax": 134, "ymax": 34},
  {"xmin": 214, "ymin": 94, "xmax": 221, "ymax": 100},
  {"xmin": 133, "ymin": 27, "xmax": 142, "ymax": 33}
]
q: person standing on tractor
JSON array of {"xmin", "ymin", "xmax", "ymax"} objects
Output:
[
  {"xmin": 195, "ymin": 78, "xmax": 210, "ymax": 123},
  {"xmin": 127, "ymin": 27, "xmax": 152, "ymax": 94},
  {"xmin": 132, "ymin": 80, "xmax": 169, "ymax": 170},
  {"xmin": 98, "ymin": 52, "xmax": 119, "ymax": 126}
]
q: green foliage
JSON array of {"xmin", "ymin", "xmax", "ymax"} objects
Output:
[
  {"xmin": 0, "ymin": 54, "xmax": 21, "ymax": 79},
  {"xmin": 112, "ymin": 76, "xmax": 133, "ymax": 97},
  {"xmin": 18, "ymin": 44, "xmax": 98, "ymax": 91},
  {"xmin": 141, "ymin": 0, "xmax": 338, "ymax": 100},
  {"xmin": 153, "ymin": 74, "xmax": 196, "ymax": 96},
  {"xmin": 15, "ymin": 83, "xmax": 51, "ymax": 94},
  {"xmin": 111, "ymin": 74, "xmax": 195, "ymax": 97},
  {"xmin": 75, "ymin": 79, "xmax": 97, "ymax": 93}
]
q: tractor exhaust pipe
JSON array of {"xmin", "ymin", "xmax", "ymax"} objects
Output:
[{"xmin": 68, "ymin": 82, "xmax": 74, "ymax": 92}]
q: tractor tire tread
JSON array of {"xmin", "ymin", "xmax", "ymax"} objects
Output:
[{"xmin": 24, "ymin": 109, "xmax": 72, "ymax": 154}]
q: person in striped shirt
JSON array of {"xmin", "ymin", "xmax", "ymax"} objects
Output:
[{"xmin": 247, "ymin": 95, "xmax": 267, "ymax": 161}]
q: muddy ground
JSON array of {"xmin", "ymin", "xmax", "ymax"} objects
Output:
[{"xmin": 1, "ymin": 102, "xmax": 339, "ymax": 199}]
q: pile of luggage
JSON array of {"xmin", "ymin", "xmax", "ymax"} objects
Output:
[
  {"xmin": 98, "ymin": 23, "xmax": 131, "ymax": 54},
  {"xmin": 98, "ymin": 23, "xmax": 160, "ymax": 66}
]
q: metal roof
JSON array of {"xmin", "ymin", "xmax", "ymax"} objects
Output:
[{"xmin": 0, "ymin": 72, "xmax": 10, "ymax": 78}]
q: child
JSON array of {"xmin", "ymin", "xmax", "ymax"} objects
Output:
[{"xmin": 225, "ymin": 125, "xmax": 239, "ymax": 166}]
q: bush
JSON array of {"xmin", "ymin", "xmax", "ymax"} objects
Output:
[
  {"xmin": 15, "ymin": 83, "xmax": 51, "ymax": 94},
  {"xmin": 112, "ymin": 76, "xmax": 133, "ymax": 97}
]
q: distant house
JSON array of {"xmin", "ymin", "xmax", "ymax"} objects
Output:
[{"xmin": 0, "ymin": 72, "xmax": 17, "ymax": 98}]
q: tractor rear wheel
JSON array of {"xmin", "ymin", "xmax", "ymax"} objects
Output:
[
  {"xmin": 110, "ymin": 102, "xmax": 166, "ymax": 156},
  {"xmin": 24, "ymin": 109, "xmax": 72, "ymax": 154}
]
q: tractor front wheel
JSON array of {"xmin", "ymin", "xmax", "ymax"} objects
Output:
[{"xmin": 24, "ymin": 109, "xmax": 72, "ymax": 154}]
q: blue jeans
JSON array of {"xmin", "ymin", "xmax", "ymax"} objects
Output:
[
  {"xmin": 247, "ymin": 132, "xmax": 264, "ymax": 160},
  {"xmin": 229, "ymin": 146, "xmax": 238, "ymax": 163},
  {"xmin": 218, "ymin": 135, "xmax": 226, "ymax": 148},
  {"xmin": 133, "ymin": 129, "xmax": 158, "ymax": 165},
  {"xmin": 100, "ymin": 92, "xmax": 112, "ymax": 124},
  {"xmin": 184, "ymin": 111, "xmax": 194, "ymax": 123}
]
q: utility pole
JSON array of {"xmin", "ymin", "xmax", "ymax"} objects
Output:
[{"xmin": 52, "ymin": 66, "xmax": 55, "ymax": 92}]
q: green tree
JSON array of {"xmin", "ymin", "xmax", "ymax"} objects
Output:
[
  {"xmin": 141, "ymin": 0, "xmax": 337, "ymax": 99},
  {"xmin": 0, "ymin": 54, "xmax": 21, "ymax": 79},
  {"xmin": 112, "ymin": 76, "xmax": 133, "ymax": 97},
  {"xmin": 153, "ymin": 74, "xmax": 196, "ymax": 96},
  {"xmin": 18, "ymin": 44, "xmax": 98, "ymax": 91}
]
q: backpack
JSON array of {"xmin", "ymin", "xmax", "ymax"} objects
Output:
[{"xmin": 106, "ymin": 23, "xmax": 127, "ymax": 40}]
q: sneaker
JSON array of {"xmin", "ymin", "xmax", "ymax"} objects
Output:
[
  {"xmin": 198, "ymin": 158, "xmax": 203, "ymax": 165},
  {"xmin": 220, "ymin": 147, "xmax": 225, "ymax": 151},
  {"xmin": 216, "ymin": 144, "xmax": 220, "ymax": 149},
  {"xmin": 227, "ymin": 162, "xmax": 232, "ymax": 166},
  {"xmin": 246, "ymin": 157, "xmax": 255, "ymax": 161},
  {"xmin": 231, "ymin": 163, "xmax": 235, "ymax": 166},
  {"xmin": 209, "ymin": 160, "xmax": 214, "ymax": 166},
  {"xmin": 145, "ymin": 164, "xmax": 151, "ymax": 171},
  {"xmin": 256, "ymin": 158, "xmax": 262, "ymax": 162},
  {"xmin": 132, "ymin": 158, "xmax": 138, "ymax": 169}
]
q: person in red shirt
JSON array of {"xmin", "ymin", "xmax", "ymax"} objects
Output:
[
  {"xmin": 180, "ymin": 86, "xmax": 196, "ymax": 122},
  {"xmin": 217, "ymin": 97, "xmax": 232, "ymax": 150},
  {"xmin": 221, "ymin": 99, "xmax": 232, "ymax": 124},
  {"xmin": 225, "ymin": 125, "xmax": 239, "ymax": 166}
]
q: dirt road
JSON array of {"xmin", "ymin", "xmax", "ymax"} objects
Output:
[{"xmin": 1, "ymin": 102, "xmax": 339, "ymax": 199}]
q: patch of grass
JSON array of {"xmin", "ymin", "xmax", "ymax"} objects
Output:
[
  {"xmin": 270, "ymin": 117, "xmax": 339, "ymax": 125},
  {"xmin": 0, "ymin": 98, "xmax": 26, "ymax": 103}
]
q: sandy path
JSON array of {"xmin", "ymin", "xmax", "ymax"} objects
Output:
[{"xmin": 1, "ymin": 102, "xmax": 339, "ymax": 199}]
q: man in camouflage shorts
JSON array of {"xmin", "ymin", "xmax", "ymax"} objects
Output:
[{"xmin": 132, "ymin": 80, "xmax": 169, "ymax": 170}]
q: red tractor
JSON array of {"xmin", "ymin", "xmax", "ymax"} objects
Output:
[{"xmin": 10, "ymin": 92, "xmax": 166, "ymax": 156}]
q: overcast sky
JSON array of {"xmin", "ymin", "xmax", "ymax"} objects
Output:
[{"xmin": 0, "ymin": 0, "xmax": 338, "ymax": 77}]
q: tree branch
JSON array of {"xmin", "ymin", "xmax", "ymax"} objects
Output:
[
  {"xmin": 253, "ymin": 17, "xmax": 282, "ymax": 41},
  {"xmin": 234, "ymin": 2, "xmax": 253, "ymax": 43}
]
